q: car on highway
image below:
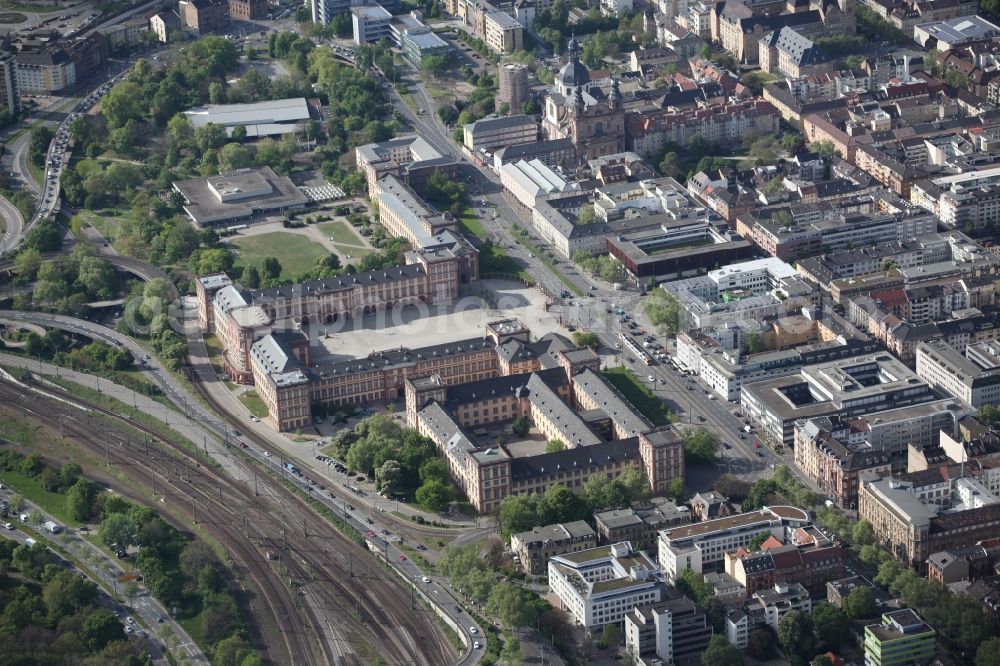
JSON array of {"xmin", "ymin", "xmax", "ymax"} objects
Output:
[
  {"xmin": 398, "ymin": 554, "xmax": 407, "ymax": 561},
  {"xmin": 250, "ymin": 415, "xmax": 260, "ymax": 422},
  {"xmin": 474, "ymin": 641, "xmax": 481, "ymax": 649},
  {"xmin": 754, "ymin": 442, "xmax": 761, "ymax": 449},
  {"xmin": 647, "ymin": 375, "xmax": 654, "ymax": 382},
  {"xmin": 469, "ymin": 626, "xmax": 478, "ymax": 634},
  {"xmin": 421, "ymin": 576, "xmax": 431, "ymax": 583}
]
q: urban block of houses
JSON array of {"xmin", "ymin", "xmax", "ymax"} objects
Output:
[{"xmin": 510, "ymin": 521, "xmax": 597, "ymax": 575}]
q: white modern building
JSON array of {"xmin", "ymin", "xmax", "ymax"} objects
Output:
[
  {"xmin": 548, "ymin": 542, "xmax": 665, "ymax": 629},
  {"xmin": 658, "ymin": 506, "xmax": 811, "ymax": 581},
  {"xmin": 499, "ymin": 158, "xmax": 580, "ymax": 209},
  {"xmin": 725, "ymin": 582, "xmax": 812, "ymax": 648},
  {"xmin": 916, "ymin": 339, "xmax": 1000, "ymax": 408},
  {"xmin": 351, "ymin": 5, "xmax": 392, "ymax": 44},
  {"xmin": 182, "ymin": 98, "xmax": 312, "ymax": 139}
]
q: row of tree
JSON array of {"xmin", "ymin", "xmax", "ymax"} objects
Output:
[{"xmin": 327, "ymin": 414, "xmax": 455, "ymax": 510}]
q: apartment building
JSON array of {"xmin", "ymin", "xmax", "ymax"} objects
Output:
[
  {"xmin": 510, "ymin": 521, "xmax": 597, "ymax": 575},
  {"xmin": 859, "ymin": 470, "xmax": 1000, "ymax": 568},
  {"xmin": 723, "ymin": 529, "xmax": 846, "ymax": 596},
  {"xmin": 624, "ymin": 593, "xmax": 713, "ymax": 666},
  {"xmin": 179, "ymin": 0, "xmax": 229, "ymax": 34},
  {"xmin": 229, "ymin": 0, "xmax": 266, "ymax": 20},
  {"xmin": 658, "ymin": 506, "xmax": 811, "ymax": 581},
  {"xmin": 483, "ymin": 10, "xmax": 523, "ymax": 53},
  {"xmin": 626, "ymin": 100, "xmax": 781, "ymax": 157},
  {"xmin": 0, "ymin": 51, "xmax": 19, "ymax": 118},
  {"xmin": 794, "ymin": 417, "xmax": 893, "ymax": 508},
  {"xmin": 916, "ymin": 339, "xmax": 1000, "ymax": 408},
  {"xmin": 724, "ymin": 582, "xmax": 813, "ymax": 648},
  {"xmin": 549, "ymin": 542, "xmax": 665, "ymax": 629},
  {"xmin": 15, "ymin": 47, "xmax": 74, "ymax": 94},
  {"xmin": 149, "ymin": 10, "xmax": 181, "ymax": 43},
  {"xmin": 595, "ymin": 502, "xmax": 692, "ymax": 552}
]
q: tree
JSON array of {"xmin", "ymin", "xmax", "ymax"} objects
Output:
[
  {"xmin": 812, "ymin": 140, "xmax": 837, "ymax": 158},
  {"xmin": 812, "ymin": 657, "xmax": 834, "ymax": 666},
  {"xmin": 852, "ymin": 520, "xmax": 876, "ymax": 546},
  {"xmin": 749, "ymin": 532, "xmax": 771, "ymax": 551},
  {"xmin": 262, "ymin": 256, "xmax": 282, "ymax": 281},
  {"xmin": 101, "ymin": 82, "xmax": 144, "ymax": 128},
  {"xmin": 241, "ymin": 264, "xmax": 261, "ymax": 289},
  {"xmin": 98, "ymin": 513, "xmax": 137, "ymax": 551},
  {"xmin": 571, "ymin": 331, "xmax": 600, "ymax": 349},
  {"xmin": 81, "ymin": 610, "xmax": 126, "ymax": 652},
  {"xmin": 218, "ymin": 143, "xmax": 253, "ymax": 172},
  {"xmin": 498, "ymin": 495, "xmax": 537, "ymax": 536},
  {"xmin": 537, "ymin": 484, "xmax": 585, "ymax": 525},
  {"xmin": 375, "ymin": 459, "xmax": 404, "ymax": 496},
  {"xmin": 843, "ymin": 586, "xmax": 876, "ymax": 621},
  {"xmin": 577, "ymin": 204, "xmax": 597, "ymax": 225},
  {"xmin": 812, "ymin": 603, "xmax": 849, "ymax": 651},
  {"xmin": 976, "ymin": 638, "xmax": 1000, "ymax": 666},
  {"xmin": 486, "ymin": 582, "xmax": 546, "ymax": 630},
  {"xmin": 545, "ymin": 439, "xmax": 566, "ymax": 454},
  {"xmin": 777, "ymin": 610, "xmax": 815, "ymax": 666},
  {"xmin": 747, "ymin": 627, "xmax": 774, "ymax": 659},
  {"xmin": 746, "ymin": 332, "xmax": 764, "ymax": 353},
  {"xmin": 682, "ymin": 427, "xmax": 721, "ymax": 466},
  {"xmin": 14, "ymin": 248, "xmax": 43, "ymax": 281},
  {"xmin": 419, "ymin": 457, "xmax": 449, "ymax": 485},
  {"xmin": 602, "ymin": 623, "xmax": 621, "ymax": 651},
  {"xmin": 415, "ymin": 479, "xmax": 453, "ymax": 510},
  {"xmin": 879, "ymin": 257, "xmax": 899, "ymax": 272},
  {"xmin": 66, "ymin": 478, "xmax": 98, "ymax": 522},
  {"xmin": 701, "ymin": 634, "xmax": 742, "ymax": 666},
  {"xmin": 644, "ymin": 289, "xmax": 681, "ymax": 336},
  {"xmin": 512, "ymin": 416, "xmax": 530, "ymax": 436}
]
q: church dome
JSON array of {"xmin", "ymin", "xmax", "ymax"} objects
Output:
[{"xmin": 556, "ymin": 57, "xmax": 589, "ymax": 90}]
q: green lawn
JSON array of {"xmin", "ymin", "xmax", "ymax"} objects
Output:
[
  {"xmin": 231, "ymin": 232, "xmax": 328, "ymax": 280},
  {"xmin": 238, "ymin": 390, "xmax": 268, "ymax": 419},
  {"xmin": 602, "ymin": 366, "xmax": 672, "ymax": 426},
  {"xmin": 0, "ymin": 470, "xmax": 76, "ymax": 525},
  {"xmin": 318, "ymin": 220, "xmax": 364, "ymax": 246},
  {"xmin": 458, "ymin": 207, "xmax": 486, "ymax": 239}
]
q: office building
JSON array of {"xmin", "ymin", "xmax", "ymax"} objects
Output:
[
  {"xmin": 463, "ymin": 114, "xmax": 537, "ymax": 153},
  {"xmin": 657, "ymin": 506, "xmax": 811, "ymax": 581},
  {"xmin": 740, "ymin": 354, "xmax": 939, "ymax": 447},
  {"xmin": 916, "ymin": 340, "xmax": 1000, "ymax": 408},
  {"xmin": 914, "ymin": 15, "xmax": 1000, "ymax": 51},
  {"xmin": 352, "ymin": 5, "xmax": 393, "ymax": 44},
  {"xmin": 624, "ymin": 592, "xmax": 713, "ymax": 665},
  {"xmin": 549, "ymin": 542, "xmax": 665, "ymax": 629},
  {"xmin": 863, "ymin": 610, "xmax": 935, "ymax": 666}
]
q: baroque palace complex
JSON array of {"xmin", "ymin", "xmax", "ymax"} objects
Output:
[{"xmin": 196, "ymin": 270, "xmax": 685, "ymax": 512}]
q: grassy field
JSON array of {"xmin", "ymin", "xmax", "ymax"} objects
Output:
[
  {"xmin": 602, "ymin": 366, "xmax": 672, "ymax": 426},
  {"xmin": 72, "ymin": 210, "xmax": 121, "ymax": 242},
  {"xmin": 238, "ymin": 390, "xmax": 268, "ymax": 419},
  {"xmin": 0, "ymin": 469, "xmax": 76, "ymax": 525},
  {"xmin": 458, "ymin": 207, "xmax": 487, "ymax": 238},
  {"xmin": 231, "ymin": 232, "xmax": 328, "ymax": 280},
  {"xmin": 318, "ymin": 220, "xmax": 364, "ymax": 246}
]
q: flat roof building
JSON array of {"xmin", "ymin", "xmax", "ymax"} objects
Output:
[
  {"xmin": 916, "ymin": 339, "xmax": 1000, "ymax": 408},
  {"xmin": 549, "ymin": 542, "xmax": 665, "ymax": 629},
  {"xmin": 173, "ymin": 167, "xmax": 309, "ymax": 227},
  {"xmin": 914, "ymin": 16, "xmax": 1000, "ymax": 51},
  {"xmin": 863, "ymin": 610, "xmax": 935, "ymax": 666},
  {"xmin": 182, "ymin": 97, "xmax": 312, "ymax": 139},
  {"xmin": 741, "ymin": 353, "xmax": 939, "ymax": 447},
  {"xmin": 351, "ymin": 5, "xmax": 392, "ymax": 44}
]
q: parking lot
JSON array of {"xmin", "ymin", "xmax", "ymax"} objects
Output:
[{"xmin": 308, "ymin": 279, "xmax": 564, "ymax": 363}]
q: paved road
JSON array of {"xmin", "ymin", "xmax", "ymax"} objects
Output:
[
  {"xmin": 0, "ymin": 479, "xmax": 204, "ymax": 664},
  {"xmin": 0, "ymin": 311, "xmax": 486, "ymax": 665}
]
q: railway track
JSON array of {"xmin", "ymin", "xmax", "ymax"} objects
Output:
[
  {"xmin": 0, "ymin": 374, "xmax": 456, "ymax": 665},
  {"xmin": 186, "ymin": 374, "xmax": 454, "ymax": 666},
  {"xmin": 0, "ymin": 378, "xmax": 324, "ymax": 666}
]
